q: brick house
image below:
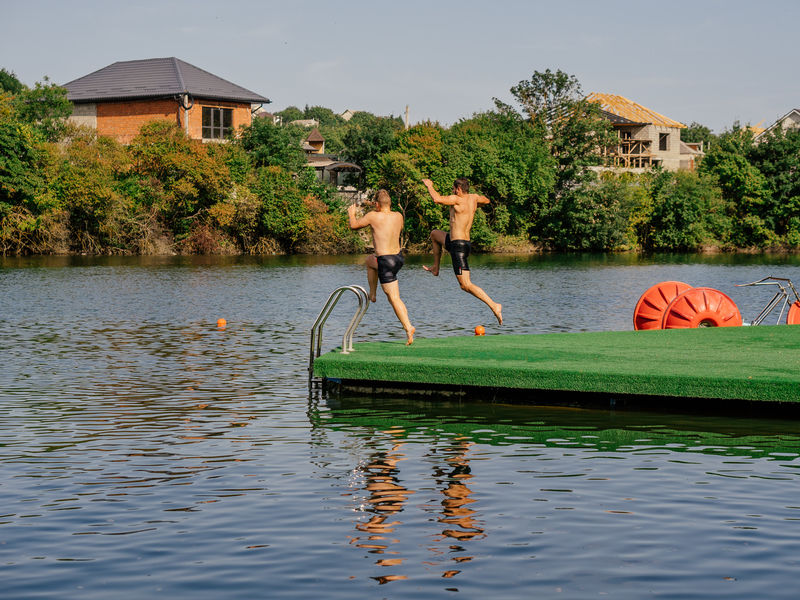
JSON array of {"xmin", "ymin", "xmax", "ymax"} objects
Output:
[
  {"xmin": 64, "ymin": 57, "xmax": 269, "ymax": 144},
  {"xmin": 586, "ymin": 93, "xmax": 687, "ymax": 171}
]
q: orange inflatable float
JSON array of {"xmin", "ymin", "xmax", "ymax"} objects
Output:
[
  {"xmin": 661, "ymin": 287, "xmax": 743, "ymax": 329},
  {"xmin": 787, "ymin": 301, "xmax": 800, "ymax": 325},
  {"xmin": 633, "ymin": 281, "xmax": 692, "ymax": 330}
]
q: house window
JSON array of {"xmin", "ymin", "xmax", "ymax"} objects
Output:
[
  {"xmin": 659, "ymin": 133, "xmax": 669, "ymax": 151},
  {"xmin": 202, "ymin": 107, "xmax": 233, "ymax": 140}
]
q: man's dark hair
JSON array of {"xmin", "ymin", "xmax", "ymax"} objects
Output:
[{"xmin": 454, "ymin": 178, "xmax": 470, "ymax": 193}]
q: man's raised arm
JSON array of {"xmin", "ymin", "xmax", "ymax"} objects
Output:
[
  {"xmin": 476, "ymin": 194, "xmax": 491, "ymax": 205},
  {"xmin": 347, "ymin": 203, "xmax": 372, "ymax": 230},
  {"xmin": 422, "ymin": 178, "xmax": 456, "ymax": 206}
]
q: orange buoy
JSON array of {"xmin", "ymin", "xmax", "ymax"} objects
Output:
[
  {"xmin": 474, "ymin": 325, "xmax": 485, "ymax": 336},
  {"xmin": 633, "ymin": 281, "xmax": 692, "ymax": 330},
  {"xmin": 661, "ymin": 287, "xmax": 742, "ymax": 329},
  {"xmin": 787, "ymin": 301, "xmax": 800, "ymax": 325},
  {"xmin": 217, "ymin": 318, "xmax": 227, "ymax": 328}
]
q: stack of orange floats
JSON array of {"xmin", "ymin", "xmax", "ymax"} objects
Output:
[
  {"xmin": 633, "ymin": 281, "xmax": 744, "ymax": 330},
  {"xmin": 634, "ymin": 280, "xmax": 800, "ymax": 330}
]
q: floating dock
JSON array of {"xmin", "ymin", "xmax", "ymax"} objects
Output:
[{"xmin": 313, "ymin": 326, "xmax": 800, "ymax": 405}]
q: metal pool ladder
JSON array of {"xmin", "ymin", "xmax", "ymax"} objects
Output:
[{"xmin": 309, "ymin": 285, "xmax": 369, "ymax": 386}]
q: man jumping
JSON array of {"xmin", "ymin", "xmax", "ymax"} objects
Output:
[
  {"xmin": 348, "ymin": 189, "xmax": 416, "ymax": 345},
  {"xmin": 422, "ymin": 178, "xmax": 502, "ymax": 326}
]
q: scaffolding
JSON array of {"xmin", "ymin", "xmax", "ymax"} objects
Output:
[{"xmin": 605, "ymin": 134, "xmax": 655, "ymax": 169}]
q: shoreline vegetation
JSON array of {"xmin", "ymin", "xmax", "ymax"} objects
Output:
[{"xmin": 2, "ymin": 68, "xmax": 799, "ymax": 258}]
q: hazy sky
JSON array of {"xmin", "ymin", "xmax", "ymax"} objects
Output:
[{"xmin": 2, "ymin": 0, "xmax": 798, "ymax": 133}]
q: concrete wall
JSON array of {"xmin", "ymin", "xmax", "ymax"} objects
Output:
[
  {"xmin": 67, "ymin": 103, "xmax": 97, "ymax": 129},
  {"xmin": 640, "ymin": 124, "xmax": 682, "ymax": 171}
]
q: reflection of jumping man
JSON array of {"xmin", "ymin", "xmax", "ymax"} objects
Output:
[
  {"xmin": 348, "ymin": 190, "xmax": 415, "ymax": 345},
  {"xmin": 422, "ymin": 178, "xmax": 502, "ymax": 325}
]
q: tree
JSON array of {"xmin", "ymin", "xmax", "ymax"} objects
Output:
[
  {"xmin": 0, "ymin": 102, "xmax": 45, "ymax": 211},
  {"xmin": 641, "ymin": 170, "xmax": 728, "ymax": 251},
  {"xmin": 747, "ymin": 126, "xmax": 800, "ymax": 245},
  {"xmin": 13, "ymin": 76, "xmax": 72, "ymax": 142},
  {"xmin": 275, "ymin": 106, "xmax": 304, "ymax": 123},
  {"xmin": 681, "ymin": 121, "xmax": 715, "ymax": 149},
  {"xmin": 699, "ymin": 125, "xmax": 772, "ymax": 246},
  {"xmin": 0, "ymin": 68, "xmax": 24, "ymax": 94},
  {"xmin": 252, "ymin": 165, "xmax": 310, "ymax": 249},
  {"xmin": 128, "ymin": 121, "xmax": 231, "ymax": 237},
  {"xmin": 304, "ymin": 105, "xmax": 344, "ymax": 127},
  {"xmin": 496, "ymin": 69, "xmax": 616, "ymax": 247},
  {"xmin": 546, "ymin": 173, "xmax": 641, "ymax": 251},
  {"xmin": 238, "ymin": 117, "xmax": 307, "ymax": 172},
  {"xmin": 443, "ymin": 111, "xmax": 554, "ymax": 239},
  {"xmin": 341, "ymin": 113, "xmax": 403, "ymax": 187},
  {"xmin": 499, "ymin": 69, "xmax": 615, "ymax": 190}
]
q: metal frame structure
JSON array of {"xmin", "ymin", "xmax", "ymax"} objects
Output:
[{"xmin": 735, "ymin": 276, "xmax": 800, "ymax": 325}]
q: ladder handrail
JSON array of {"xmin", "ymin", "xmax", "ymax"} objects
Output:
[{"xmin": 309, "ymin": 285, "xmax": 369, "ymax": 385}]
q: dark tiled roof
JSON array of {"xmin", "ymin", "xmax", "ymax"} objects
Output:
[{"xmin": 64, "ymin": 57, "xmax": 269, "ymax": 104}]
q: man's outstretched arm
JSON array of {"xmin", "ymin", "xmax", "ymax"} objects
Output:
[{"xmin": 476, "ymin": 195, "xmax": 491, "ymax": 205}]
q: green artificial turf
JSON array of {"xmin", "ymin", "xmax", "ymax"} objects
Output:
[{"xmin": 313, "ymin": 326, "xmax": 800, "ymax": 402}]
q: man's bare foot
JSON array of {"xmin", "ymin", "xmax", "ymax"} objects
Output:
[
  {"xmin": 405, "ymin": 326, "xmax": 415, "ymax": 346},
  {"xmin": 370, "ymin": 294, "xmax": 377, "ymax": 303},
  {"xmin": 422, "ymin": 265, "xmax": 439, "ymax": 276},
  {"xmin": 492, "ymin": 303, "xmax": 503, "ymax": 326}
]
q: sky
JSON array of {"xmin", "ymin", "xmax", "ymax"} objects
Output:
[{"xmin": 2, "ymin": 0, "xmax": 798, "ymax": 133}]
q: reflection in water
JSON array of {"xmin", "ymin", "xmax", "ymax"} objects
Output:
[
  {"xmin": 347, "ymin": 428, "xmax": 487, "ymax": 586},
  {"xmin": 350, "ymin": 429, "xmax": 414, "ymax": 584},
  {"xmin": 429, "ymin": 438, "xmax": 484, "ymax": 581}
]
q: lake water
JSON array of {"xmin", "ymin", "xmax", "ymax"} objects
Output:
[{"xmin": 2, "ymin": 252, "xmax": 800, "ymax": 599}]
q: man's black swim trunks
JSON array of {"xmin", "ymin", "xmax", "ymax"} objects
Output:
[
  {"xmin": 444, "ymin": 233, "xmax": 471, "ymax": 275},
  {"xmin": 376, "ymin": 252, "xmax": 404, "ymax": 284}
]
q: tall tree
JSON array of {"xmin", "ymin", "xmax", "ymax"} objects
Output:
[
  {"xmin": 0, "ymin": 68, "xmax": 24, "ymax": 94},
  {"xmin": 13, "ymin": 76, "xmax": 72, "ymax": 142},
  {"xmin": 496, "ymin": 69, "xmax": 616, "ymax": 247},
  {"xmin": 499, "ymin": 69, "xmax": 615, "ymax": 190},
  {"xmin": 681, "ymin": 121, "xmax": 715, "ymax": 149}
]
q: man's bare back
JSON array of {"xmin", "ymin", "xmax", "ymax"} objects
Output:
[{"xmin": 363, "ymin": 210, "xmax": 403, "ymax": 256}]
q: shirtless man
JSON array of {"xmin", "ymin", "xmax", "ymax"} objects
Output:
[
  {"xmin": 422, "ymin": 178, "xmax": 503, "ymax": 326},
  {"xmin": 348, "ymin": 189, "xmax": 415, "ymax": 345}
]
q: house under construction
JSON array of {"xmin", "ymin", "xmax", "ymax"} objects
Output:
[{"xmin": 586, "ymin": 93, "xmax": 693, "ymax": 171}]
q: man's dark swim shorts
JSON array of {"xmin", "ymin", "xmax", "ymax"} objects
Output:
[
  {"xmin": 376, "ymin": 252, "xmax": 404, "ymax": 284},
  {"xmin": 444, "ymin": 233, "xmax": 471, "ymax": 275}
]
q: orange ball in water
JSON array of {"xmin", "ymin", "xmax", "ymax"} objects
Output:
[
  {"xmin": 474, "ymin": 325, "xmax": 485, "ymax": 336},
  {"xmin": 217, "ymin": 318, "xmax": 227, "ymax": 328}
]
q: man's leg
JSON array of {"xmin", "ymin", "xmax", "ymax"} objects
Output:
[
  {"xmin": 380, "ymin": 280, "xmax": 415, "ymax": 345},
  {"xmin": 365, "ymin": 255, "xmax": 378, "ymax": 302},
  {"xmin": 455, "ymin": 271, "xmax": 503, "ymax": 325},
  {"xmin": 423, "ymin": 230, "xmax": 447, "ymax": 276}
]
